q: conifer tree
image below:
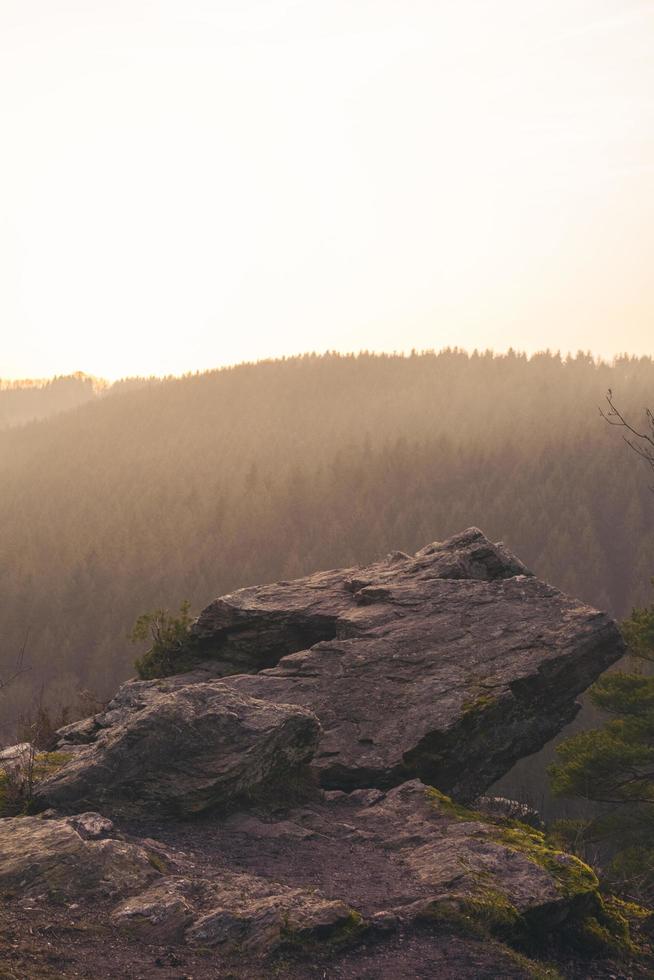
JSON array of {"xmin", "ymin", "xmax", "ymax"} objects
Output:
[
  {"xmin": 550, "ymin": 596, "xmax": 654, "ymax": 901},
  {"xmin": 550, "ymin": 393, "xmax": 654, "ymax": 900}
]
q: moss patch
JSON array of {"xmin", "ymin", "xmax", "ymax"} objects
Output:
[
  {"xmin": 427, "ymin": 789, "xmax": 597, "ymax": 902},
  {"xmin": 427, "ymin": 889, "xmax": 521, "ymax": 940},
  {"xmin": 487, "ymin": 817, "xmax": 639, "ymax": 957},
  {"xmin": 418, "ymin": 895, "xmax": 564, "ymax": 977},
  {"xmin": 423, "ymin": 785, "xmax": 647, "ymax": 964},
  {"xmin": 145, "ymin": 851, "xmax": 169, "ymax": 875},
  {"xmin": 493, "ymin": 824, "xmax": 598, "ymax": 899},
  {"xmin": 278, "ymin": 908, "xmax": 366, "ymax": 954},
  {"xmin": 461, "ymin": 693, "xmax": 496, "ymax": 716},
  {"xmin": 425, "ymin": 786, "xmax": 483, "ymax": 822}
]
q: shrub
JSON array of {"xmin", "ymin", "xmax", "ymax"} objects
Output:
[{"xmin": 130, "ymin": 600, "xmax": 198, "ymax": 679}]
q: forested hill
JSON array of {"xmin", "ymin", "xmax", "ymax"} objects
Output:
[
  {"xmin": 1, "ymin": 349, "xmax": 653, "ymax": 729},
  {"xmin": 0, "ymin": 373, "xmax": 101, "ymax": 428},
  {"xmin": 0, "ymin": 373, "xmax": 156, "ymax": 429}
]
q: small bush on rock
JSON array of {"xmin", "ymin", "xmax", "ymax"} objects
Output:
[
  {"xmin": 130, "ymin": 601, "xmax": 197, "ymax": 679},
  {"xmin": 0, "ymin": 749, "xmax": 71, "ymax": 816}
]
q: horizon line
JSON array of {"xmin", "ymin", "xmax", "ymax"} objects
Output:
[{"xmin": 2, "ymin": 344, "xmax": 654, "ymax": 387}]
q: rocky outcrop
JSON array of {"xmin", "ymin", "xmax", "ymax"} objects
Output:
[
  {"xmin": 0, "ymin": 780, "xmax": 609, "ymax": 964},
  {"xmin": 328, "ymin": 780, "xmax": 597, "ymax": 927},
  {"xmin": 45, "ymin": 530, "xmax": 623, "ymax": 808},
  {"xmin": 0, "ymin": 808, "xmax": 359, "ymax": 957},
  {"xmin": 194, "ymin": 528, "xmax": 623, "ymax": 798},
  {"xmin": 213, "ymin": 779, "xmax": 604, "ymax": 948},
  {"xmin": 36, "ymin": 682, "xmax": 319, "ymax": 816},
  {"xmin": 4, "ymin": 529, "xmax": 637, "ymax": 978}
]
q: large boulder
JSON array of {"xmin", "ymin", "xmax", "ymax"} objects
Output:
[
  {"xmin": 190, "ymin": 526, "xmax": 532, "ymax": 672},
  {"xmin": 36, "ymin": 681, "xmax": 319, "ymax": 816},
  {"xmin": 48, "ymin": 530, "xmax": 623, "ymax": 806},
  {"xmin": 190, "ymin": 528, "xmax": 623, "ymax": 798}
]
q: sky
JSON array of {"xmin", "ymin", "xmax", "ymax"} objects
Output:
[{"xmin": 1, "ymin": 0, "xmax": 653, "ymax": 380}]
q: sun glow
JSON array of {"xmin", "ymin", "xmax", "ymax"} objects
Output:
[{"xmin": 1, "ymin": 0, "xmax": 653, "ymax": 379}]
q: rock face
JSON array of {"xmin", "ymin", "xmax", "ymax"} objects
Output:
[
  {"xmin": 36, "ymin": 682, "xmax": 319, "ymax": 816},
  {"xmin": 191, "ymin": 528, "xmax": 624, "ymax": 798}
]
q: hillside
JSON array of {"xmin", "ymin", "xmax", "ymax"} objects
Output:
[
  {"xmin": 0, "ymin": 373, "xmax": 160, "ymax": 429},
  {"xmin": 0, "ymin": 373, "xmax": 101, "ymax": 428},
  {"xmin": 1, "ymin": 349, "xmax": 653, "ymax": 733}
]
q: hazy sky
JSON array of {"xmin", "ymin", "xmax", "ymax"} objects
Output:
[{"xmin": 1, "ymin": 1, "xmax": 653, "ymax": 379}]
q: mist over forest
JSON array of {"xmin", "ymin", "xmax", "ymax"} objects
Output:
[{"xmin": 2, "ymin": 348, "xmax": 653, "ymax": 732}]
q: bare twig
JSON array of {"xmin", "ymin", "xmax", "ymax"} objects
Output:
[
  {"xmin": 0, "ymin": 630, "xmax": 31, "ymax": 693},
  {"xmin": 600, "ymin": 389, "xmax": 654, "ymax": 490}
]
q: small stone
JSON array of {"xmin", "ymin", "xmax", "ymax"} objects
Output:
[{"xmin": 66, "ymin": 812, "xmax": 114, "ymax": 840}]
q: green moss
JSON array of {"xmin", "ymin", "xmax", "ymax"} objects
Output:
[
  {"xmin": 423, "ymin": 785, "xmax": 651, "ymax": 966},
  {"xmin": 426, "ymin": 783, "xmax": 591, "ymax": 895},
  {"xmin": 575, "ymin": 894, "xmax": 654, "ymax": 958},
  {"xmin": 562, "ymin": 891, "xmax": 649, "ymax": 959},
  {"xmin": 488, "ymin": 825, "xmax": 640, "ymax": 955},
  {"xmin": 503, "ymin": 949, "xmax": 564, "ymax": 980},
  {"xmin": 425, "ymin": 787, "xmax": 645, "ymax": 964},
  {"xmin": 493, "ymin": 824, "xmax": 598, "ymax": 899},
  {"xmin": 573, "ymin": 915, "xmax": 625, "ymax": 957},
  {"xmin": 426, "ymin": 885, "xmax": 637, "ymax": 964},
  {"xmin": 605, "ymin": 894, "xmax": 652, "ymax": 924},
  {"xmin": 145, "ymin": 851, "xmax": 169, "ymax": 874},
  {"xmin": 485, "ymin": 833, "xmax": 633, "ymax": 958},
  {"xmin": 461, "ymin": 693, "xmax": 496, "ymax": 716},
  {"xmin": 417, "ymin": 890, "xmax": 516, "ymax": 937},
  {"xmin": 425, "ymin": 786, "xmax": 483, "ymax": 822},
  {"xmin": 32, "ymin": 751, "xmax": 73, "ymax": 779},
  {"xmin": 418, "ymin": 894, "xmax": 566, "ymax": 976},
  {"xmin": 278, "ymin": 908, "xmax": 366, "ymax": 954},
  {"xmin": 462, "ymin": 889, "xmax": 522, "ymax": 939},
  {"xmin": 337, "ymin": 908, "xmax": 365, "ymax": 940}
]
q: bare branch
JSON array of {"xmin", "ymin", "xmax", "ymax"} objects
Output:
[
  {"xmin": 0, "ymin": 630, "xmax": 31, "ymax": 693},
  {"xmin": 600, "ymin": 390, "xmax": 654, "ymax": 490}
]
